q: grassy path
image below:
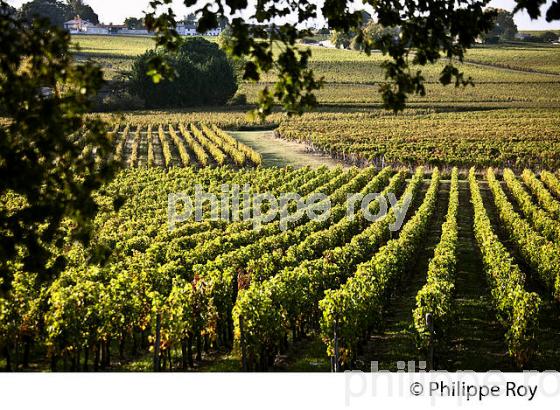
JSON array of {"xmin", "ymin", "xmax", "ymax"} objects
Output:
[
  {"xmin": 229, "ymin": 130, "xmax": 349, "ymax": 168},
  {"xmin": 353, "ymin": 180, "xmax": 449, "ymax": 371},
  {"xmin": 152, "ymin": 130, "xmax": 164, "ymax": 167},
  {"xmin": 439, "ymin": 180, "xmax": 514, "ymax": 371},
  {"xmin": 137, "ymin": 131, "xmax": 148, "ymax": 168}
]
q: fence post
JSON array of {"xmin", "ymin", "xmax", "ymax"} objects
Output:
[
  {"xmin": 333, "ymin": 320, "xmax": 341, "ymax": 373},
  {"xmin": 153, "ymin": 312, "xmax": 161, "ymax": 372},
  {"xmin": 426, "ymin": 313, "xmax": 434, "ymax": 371},
  {"xmin": 240, "ymin": 316, "xmax": 248, "ymax": 372}
]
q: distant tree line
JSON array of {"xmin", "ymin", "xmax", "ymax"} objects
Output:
[
  {"xmin": 520, "ymin": 31, "xmax": 559, "ymax": 43},
  {"xmin": 484, "ymin": 10, "xmax": 558, "ymax": 44},
  {"xmin": 124, "ymin": 17, "xmax": 145, "ymax": 30},
  {"xmin": 484, "ymin": 9, "xmax": 518, "ymax": 42},
  {"xmin": 331, "ymin": 20, "xmax": 400, "ymax": 50},
  {"xmin": 331, "ymin": 9, "xmax": 556, "ymax": 49},
  {"xmin": 18, "ymin": 0, "xmax": 99, "ymax": 27}
]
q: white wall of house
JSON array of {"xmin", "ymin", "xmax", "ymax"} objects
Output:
[
  {"xmin": 86, "ymin": 27, "xmax": 109, "ymax": 35},
  {"xmin": 64, "ymin": 17, "xmax": 95, "ymax": 32},
  {"xmin": 177, "ymin": 27, "xmax": 198, "ymax": 36},
  {"xmin": 205, "ymin": 28, "xmax": 221, "ymax": 36},
  {"xmin": 119, "ymin": 29, "xmax": 150, "ymax": 36},
  {"xmin": 177, "ymin": 25, "xmax": 222, "ymax": 36}
]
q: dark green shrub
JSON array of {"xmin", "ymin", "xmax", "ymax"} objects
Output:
[{"xmin": 128, "ymin": 37, "xmax": 238, "ymax": 108}]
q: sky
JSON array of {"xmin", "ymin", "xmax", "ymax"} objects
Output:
[{"xmin": 7, "ymin": 0, "xmax": 560, "ymax": 30}]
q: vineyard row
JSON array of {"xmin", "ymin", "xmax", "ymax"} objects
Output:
[
  {"xmin": 111, "ymin": 123, "xmax": 262, "ymax": 169},
  {"xmin": 2, "ymin": 167, "xmax": 560, "ymax": 371}
]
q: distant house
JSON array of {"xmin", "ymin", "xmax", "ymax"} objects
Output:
[
  {"xmin": 68, "ymin": 22, "xmax": 146, "ymax": 35},
  {"xmin": 318, "ymin": 40, "xmax": 336, "ymax": 48},
  {"xmin": 177, "ymin": 22, "xmax": 222, "ymax": 36},
  {"xmin": 515, "ymin": 33, "xmax": 530, "ymax": 41},
  {"xmin": 65, "ymin": 17, "xmax": 223, "ymax": 37},
  {"xmin": 64, "ymin": 16, "xmax": 94, "ymax": 33},
  {"xmin": 65, "ymin": 16, "xmax": 119, "ymax": 35},
  {"xmin": 177, "ymin": 22, "xmax": 198, "ymax": 36},
  {"xmin": 205, "ymin": 27, "xmax": 222, "ymax": 36}
]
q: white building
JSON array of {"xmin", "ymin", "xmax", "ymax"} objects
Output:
[
  {"xmin": 64, "ymin": 16, "xmax": 94, "ymax": 33},
  {"xmin": 177, "ymin": 22, "xmax": 222, "ymax": 36},
  {"xmin": 318, "ymin": 40, "xmax": 336, "ymax": 48},
  {"xmin": 119, "ymin": 28, "xmax": 150, "ymax": 36},
  {"xmin": 86, "ymin": 26, "xmax": 109, "ymax": 35},
  {"xmin": 177, "ymin": 22, "xmax": 197, "ymax": 36},
  {"xmin": 66, "ymin": 17, "xmax": 223, "ymax": 37},
  {"xmin": 205, "ymin": 27, "xmax": 222, "ymax": 36}
]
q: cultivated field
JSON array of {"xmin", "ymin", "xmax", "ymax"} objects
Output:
[
  {"xmin": 78, "ymin": 35, "xmax": 560, "ymax": 170},
  {"xmin": 2, "ymin": 36, "xmax": 560, "ymax": 372},
  {"xmin": 4, "ymin": 166, "xmax": 560, "ymax": 371}
]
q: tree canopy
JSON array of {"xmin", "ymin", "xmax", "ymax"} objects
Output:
[
  {"xmin": 66, "ymin": 0, "xmax": 99, "ymax": 25},
  {"xmin": 19, "ymin": 0, "xmax": 69, "ymax": 27},
  {"xmin": 18, "ymin": 0, "xmax": 99, "ymax": 27},
  {"xmin": 487, "ymin": 9, "xmax": 518, "ymax": 41},
  {"xmin": 124, "ymin": 16, "xmax": 145, "ymax": 30},
  {"xmin": 182, "ymin": 13, "xmax": 196, "ymax": 25},
  {"xmin": 539, "ymin": 30, "xmax": 559, "ymax": 42},
  {"xmin": 128, "ymin": 37, "xmax": 238, "ymax": 108},
  {"xmin": 143, "ymin": 0, "xmax": 560, "ymax": 117},
  {"xmin": 0, "ymin": 0, "xmax": 115, "ymax": 284},
  {"xmin": 330, "ymin": 29, "xmax": 354, "ymax": 49}
]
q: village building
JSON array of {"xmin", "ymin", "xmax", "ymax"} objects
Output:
[
  {"xmin": 63, "ymin": 16, "xmax": 94, "ymax": 33},
  {"xmin": 65, "ymin": 16, "xmax": 222, "ymax": 36},
  {"xmin": 177, "ymin": 22, "xmax": 222, "ymax": 36}
]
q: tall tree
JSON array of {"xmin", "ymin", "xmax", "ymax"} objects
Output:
[
  {"xmin": 143, "ymin": 0, "xmax": 560, "ymax": 116},
  {"xmin": 487, "ymin": 9, "xmax": 518, "ymax": 41},
  {"xmin": 183, "ymin": 13, "xmax": 196, "ymax": 25},
  {"xmin": 65, "ymin": 0, "xmax": 99, "ymax": 25},
  {"xmin": 18, "ymin": 0, "xmax": 68, "ymax": 27},
  {"xmin": 0, "ymin": 0, "xmax": 116, "ymax": 285},
  {"xmin": 124, "ymin": 17, "xmax": 145, "ymax": 30},
  {"xmin": 539, "ymin": 30, "xmax": 559, "ymax": 42},
  {"xmin": 363, "ymin": 21, "xmax": 399, "ymax": 45},
  {"xmin": 128, "ymin": 38, "xmax": 238, "ymax": 108},
  {"xmin": 330, "ymin": 30, "xmax": 354, "ymax": 49}
]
